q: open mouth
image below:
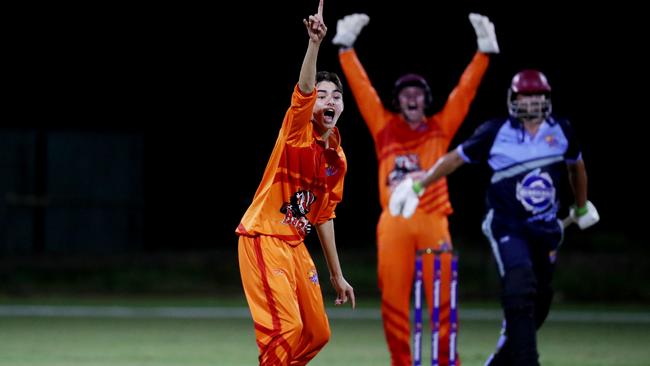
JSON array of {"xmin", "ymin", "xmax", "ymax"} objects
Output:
[
  {"xmin": 323, "ymin": 109, "xmax": 336, "ymax": 124},
  {"xmin": 324, "ymin": 109, "xmax": 335, "ymax": 118},
  {"xmin": 407, "ymin": 105, "xmax": 418, "ymax": 110}
]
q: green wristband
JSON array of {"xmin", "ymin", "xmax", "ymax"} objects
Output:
[
  {"xmin": 412, "ymin": 181, "xmax": 424, "ymax": 195},
  {"xmin": 575, "ymin": 204, "xmax": 588, "ymax": 216}
]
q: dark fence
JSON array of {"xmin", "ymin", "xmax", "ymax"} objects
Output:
[
  {"xmin": 0, "ymin": 129, "xmax": 143, "ymax": 255},
  {"xmin": 0, "ymin": 129, "xmax": 647, "ymax": 305}
]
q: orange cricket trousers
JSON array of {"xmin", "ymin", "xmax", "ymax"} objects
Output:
[
  {"xmin": 238, "ymin": 235, "xmax": 331, "ymax": 366},
  {"xmin": 377, "ymin": 210, "xmax": 459, "ymax": 366}
]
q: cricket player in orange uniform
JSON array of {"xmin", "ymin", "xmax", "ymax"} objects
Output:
[
  {"xmin": 236, "ymin": 1, "xmax": 355, "ymax": 365},
  {"xmin": 332, "ymin": 12, "xmax": 499, "ymax": 366}
]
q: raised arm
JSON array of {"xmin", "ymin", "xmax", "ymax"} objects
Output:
[
  {"xmin": 434, "ymin": 13, "xmax": 497, "ymax": 140},
  {"xmin": 298, "ymin": 0, "xmax": 327, "ymax": 94},
  {"xmin": 334, "ymin": 14, "xmax": 390, "ymax": 137}
]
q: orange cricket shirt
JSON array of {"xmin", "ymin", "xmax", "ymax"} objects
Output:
[
  {"xmin": 339, "ymin": 49, "xmax": 488, "ymax": 215},
  {"xmin": 236, "ymin": 85, "xmax": 347, "ymax": 246}
]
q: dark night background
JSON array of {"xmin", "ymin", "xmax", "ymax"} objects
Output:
[{"xmin": 3, "ymin": 1, "xmax": 647, "ymax": 301}]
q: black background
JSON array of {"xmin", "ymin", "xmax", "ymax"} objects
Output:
[{"xmin": 11, "ymin": 0, "xmax": 644, "ymax": 252}]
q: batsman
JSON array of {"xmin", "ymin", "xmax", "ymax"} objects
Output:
[
  {"xmin": 390, "ymin": 69, "xmax": 600, "ymax": 365},
  {"xmin": 333, "ymin": 11, "xmax": 500, "ymax": 366}
]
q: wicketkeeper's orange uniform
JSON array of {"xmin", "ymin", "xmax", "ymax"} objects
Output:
[
  {"xmin": 236, "ymin": 85, "xmax": 347, "ymax": 365},
  {"xmin": 339, "ymin": 49, "xmax": 489, "ymax": 366}
]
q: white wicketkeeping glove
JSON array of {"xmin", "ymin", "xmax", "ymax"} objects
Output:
[
  {"xmin": 469, "ymin": 13, "xmax": 499, "ymax": 54},
  {"xmin": 389, "ymin": 177, "xmax": 425, "ymax": 219},
  {"xmin": 332, "ymin": 13, "xmax": 370, "ymax": 48},
  {"xmin": 569, "ymin": 200, "xmax": 600, "ymax": 230}
]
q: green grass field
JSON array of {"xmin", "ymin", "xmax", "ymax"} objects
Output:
[{"xmin": 0, "ymin": 300, "xmax": 649, "ymax": 366}]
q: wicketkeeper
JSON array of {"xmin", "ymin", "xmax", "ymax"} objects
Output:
[{"xmin": 333, "ymin": 11, "xmax": 500, "ymax": 366}]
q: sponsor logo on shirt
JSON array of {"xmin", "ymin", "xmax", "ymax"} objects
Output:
[
  {"xmin": 325, "ymin": 164, "xmax": 338, "ymax": 177},
  {"xmin": 545, "ymin": 134, "xmax": 558, "ymax": 147},
  {"xmin": 387, "ymin": 154, "xmax": 421, "ymax": 188},
  {"xmin": 280, "ymin": 189, "xmax": 316, "ymax": 236},
  {"xmin": 516, "ymin": 168, "xmax": 556, "ymax": 214},
  {"xmin": 322, "ymin": 148, "xmax": 341, "ymax": 177}
]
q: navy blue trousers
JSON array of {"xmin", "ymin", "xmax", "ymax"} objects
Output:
[{"xmin": 482, "ymin": 210, "xmax": 563, "ymax": 366}]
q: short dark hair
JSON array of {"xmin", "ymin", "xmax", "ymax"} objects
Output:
[{"xmin": 317, "ymin": 71, "xmax": 343, "ymax": 94}]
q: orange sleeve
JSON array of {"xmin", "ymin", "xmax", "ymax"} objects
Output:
[
  {"xmin": 339, "ymin": 49, "xmax": 390, "ymax": 138},
  {"xmin": 284, "ymin": 84, "xmax": 317, "ymax": 145},
  {"xmin": 433, "ymin": 52, "xmax": 490, "ymax": 141}
]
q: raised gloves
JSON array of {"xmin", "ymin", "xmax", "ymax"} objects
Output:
[
  {"xmin": 469, "ymin": 13, "xmax": 499, "ymax": 54},
  {"xmin": 332, "ymin": 13, "xmax": 370, "ymax": 48}
]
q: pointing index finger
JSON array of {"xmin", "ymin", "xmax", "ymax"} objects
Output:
[{"xmin": 317, "ymin": 0, "xmax": 323, "ymax": 19}]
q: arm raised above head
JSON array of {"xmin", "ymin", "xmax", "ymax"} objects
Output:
[{"xmin": 298, "ymin": 0, "xmax": 327, "ymax": 94}]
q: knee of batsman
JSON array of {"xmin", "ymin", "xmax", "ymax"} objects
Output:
[
  {"xmin": 534, "ymin": 288, "xmax": 554, "ymax": 326},
  {"xmin": 501, "ymin": 267, "xmax": 537, "ymax": 306},
  {"xmin": 537, "ymin": 286, "xmax": 554, "ymax": 305}
]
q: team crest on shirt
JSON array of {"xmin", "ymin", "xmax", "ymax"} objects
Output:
[
  {"xmin": 516, "ymin": 168, "xmax": 556, "ymax": 214},
  {"xmin": 308, "ymin": 268, "xmax": 319, "ymax": 284},
  {"xmin": 322, "ymin": 148, "xmax": 342, "ymax": 177},
  {"xmin": 280, "ymin": 189, "xmax": 317, "ymax": 236},
  {"xmin": 325, "ymin": 164, "xmax": 338, "ymax": 177},
  {"xmin": 387, "ymin": 154, "xmax": 422, "ymax": 188},
  {"xmin": 545, "ymin": 134, "xmax": 558, "ymax": 147}
]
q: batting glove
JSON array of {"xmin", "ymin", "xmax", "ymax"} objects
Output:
[
  {"xmin": 332, "ymin": 13, "xmax": 370, "ymax": 48},
  {"xmin": 570, "ymin": 200, "xmax": 600, "ymax": 230},
  {"xmin": 389, "ymin": 177, "xmax": 425, "ymax": 219},
  {"xmin": 469, "ymin": 13, "xmax": 499, "ymax": 54}
]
